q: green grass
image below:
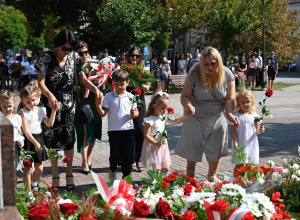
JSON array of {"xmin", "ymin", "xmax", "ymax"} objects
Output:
[{"xmin": 272, "ymin": 82, "xmax": 299, "ymax": 90}]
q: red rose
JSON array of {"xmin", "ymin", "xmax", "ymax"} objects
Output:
[
  {"xmin": 134, "ymin": 88, "xmax": 142, "ymax": 96},
  {"xmin": 120, "ymin": 61, "xmax": 125, "ymax": 64},
  {"xmin": 133, "ymin": 201, "xmax": 149, "ymax": 217},
  {"xmin": 265, "ymin": 89, "xmax": 273, "ymax": 97},
  {"xmin": 114, "ymin": 63, "xmax": 119, "ymax": 67},
  {"xmin": 241, "ymin": 212, "xmax": 256, "ymax": 220},
  {"xmin": 63, "ymin": 157, "xmax": 71, "ymax": 163},
  {"xmin": 172, "ymin": 171, "xmax": 180, "ymax": 175},
  {"xmin": 281, "ymin": 211, "xmax": 291, "ymax": 219},
  {"xmin": 126, "ymin": 66, "xmax": 130, "ymax": 71},
  {"xmin": 59, "ymin": 203, "xmax": 79, "ymax": 216},
  {"xmin": 138, "ymin": 74, "xmax": 141, "ymax": 79},
  {"xmin": 163, "ymin": 177, "xmax": 172, "ymax": 182},
  {"xmin": 167, "ymin": 107, "xmax": 174, "ymax": 114},
  {"xmin": 168, "ymin": 174, "xmax": 177, "ymax": 180},
  {"xmin": 27, "ymin": 203, "xmax": 50, "ymax": 220},
  {"xmin": 212, "ymin": 200, "xmax": 229, "ymax": 213},
  {"xmin": 23, "ymin": 160, "xmax": 32, "ymax": 167},
  {"xmin": 182, "ymin": 183, "xmax": 193, "ymax": 196},
  {"xmin": 181, "ymin": 210, "xmax": 197, "ymax": 220},
  {"xmin": 161, "ymin": 182, "xmax": 169, "ymax": 188},
  {"xmin": 156, "ymin": 198, "xmax": 171, "ymax": 218},
  {"xmin": 271, "ymin": 191, "xmax": 283, "ymax": 202},
  {"xmin": 133, "ymin": 67, "xmax": 137, "ymax": 72},
  {"xmin": 139, "ymin": 69, "xmax": 142, "ymax": 73}
]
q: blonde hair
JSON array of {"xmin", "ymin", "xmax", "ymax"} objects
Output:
[
  {"xmin": 198, "ymin": 47, "xmax": 225, "ymax": 87},
  {"xmin": 0, "ymin": 90, "xmax": 15, "ymax": 102},
  {"xmin": 234, "ymin": 89, "xmax": 256, "ymax": 113},
  {"xmin": 27, "ymin": 80, "xmax": 42, "ymax": 96},
  {"xmin": 146, "ymin": 92, "xmax": 169, "ymax": 117},
  {"xmin": 19, "ymin": 82, "xmax": 41, "ymax": 110}
]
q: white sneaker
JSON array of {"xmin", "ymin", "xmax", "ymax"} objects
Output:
[{"xmin": 109, "ymin": 170, "xmax": 117, "ymax": 181}]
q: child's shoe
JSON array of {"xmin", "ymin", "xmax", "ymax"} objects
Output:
[{"xmin": 109, "ymin": 170, "xmax": 117, "ymax": 182}]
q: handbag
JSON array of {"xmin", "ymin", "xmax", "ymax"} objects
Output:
[{"xmin": 73, "ymin": 53, "xmax": 94, "ymax": 125}]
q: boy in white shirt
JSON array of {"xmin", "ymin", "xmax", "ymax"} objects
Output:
[
  {"xmin": 96, "ymin": 69, "xmax": 139, "ymax": 181},
  {"xmin": 21, "ymin": 55, "xmax": 31, "ymax": 87}
]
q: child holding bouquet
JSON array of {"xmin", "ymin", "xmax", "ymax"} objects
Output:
[
  {"xmin": 231, "ymin": 89, "xmax": 265, "ymax": 173},
  {"xmin": 19, "ymin": 82, "xmax": 56, "ymax": 191},
  {"xmin": 140, "ymin": 92, "xmax": 189, "ymax": 176}
]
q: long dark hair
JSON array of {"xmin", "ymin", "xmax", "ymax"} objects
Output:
[
  {"xmin": 54, "ymin": 30, "xmax": 78, "ymax": 48},
  {"xmin": 126, "ymin": 46, "xmax": 145, "ymax": 67}
]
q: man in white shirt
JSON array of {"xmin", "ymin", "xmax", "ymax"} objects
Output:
[
  {"xmin": 21, "ymin": 55, "xmax": 31, "ymax": 87},
  {"xmin": 255, "ymin": 51, "xmax": 263, "ymax": 87}
]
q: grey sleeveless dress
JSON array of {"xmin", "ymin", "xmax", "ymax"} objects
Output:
[{"xmin": 175, "ymin": 64, "xmax": 234, "ymax": 162}]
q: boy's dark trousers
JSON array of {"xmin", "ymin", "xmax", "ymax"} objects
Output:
[{"xmin": 108, "ymin": 129, "xmax": 134, "ymax": 178}]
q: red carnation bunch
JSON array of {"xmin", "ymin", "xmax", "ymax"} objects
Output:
[
  {"xmin": 168, "ymin": 173, "xmax": 177, "ymax": 180},
  {"xmin": 23, "ymin": 160, "xmax": 32, "ymax": 167},
  {"xmin": 161, "ymin": 182, "xmax": 169, "ymax": 189},
  {"xmin": 182, "ymin": 183, "xmax": 193, "ymax": 196},
  {"xmin": 133, "ymin": 201, "xmax": 149, "ymax": 217},
  {"xmin": 212, "ymin": 200, "xmax": 230, "ymax": 213},
  {"xmin": 27, "ymin": 203, "xmax": 50, "ymax": 220},
  {"xmin": 163, "ymin": 176, "xmax": 172, "ymax": 182},
  {"xmin": 156, "ymin": 198, "xmax": 171, "ymax": 218},
  {"xmin": 63, "ymin": 156, "xmax": 71, "ymax": 163}
]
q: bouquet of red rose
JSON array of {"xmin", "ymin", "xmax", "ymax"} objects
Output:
[
  {"xmin": 254, "ymin": 89, "xmax": 274, "ymax": 124},
  {"xmin": 119, "ymin": 61, "xmax": 156, "ymax": 87},
  {"xmin": 10, "ymin": 62, "xmax": 27, "ymax": 72},
  {"xmin": 16, "ymin": 148, "xmax": 35, "ymax": 171}
]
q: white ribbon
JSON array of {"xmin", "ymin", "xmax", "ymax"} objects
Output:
[{"xmin": 153, "ymin": 91, "xmax": 169, "ymax": 98}]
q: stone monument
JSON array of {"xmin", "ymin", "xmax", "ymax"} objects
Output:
[{"xmin": 0, "ymin": 112, "xmax": 21, "ymax": 219}]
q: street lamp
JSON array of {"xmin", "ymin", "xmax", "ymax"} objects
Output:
[{"xmin": 262, "ymin": 0, "xmax": 266, "ymax": 91}]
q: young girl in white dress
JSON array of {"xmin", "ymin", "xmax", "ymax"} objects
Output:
[
  {"xmin": 140, "ymin": 92, "xmax": 189, "ymax": 176},
  {"xmin": 19, "ymin": 81, "xmax": 56, "ymax": 191},
  {"xmin": 0, "ymin": 90, "xmax": 24, "ymax": 174},
  {"xmin": 231, "ymin": 89, "xmax": 265, "ymax": 173}
]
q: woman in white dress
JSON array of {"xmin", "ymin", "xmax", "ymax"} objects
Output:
[{"xmin": 177, "ymin": 53, "xmax": 188, "ymax": 75}]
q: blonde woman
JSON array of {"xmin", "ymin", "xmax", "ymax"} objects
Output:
[{"xmin": 175, "ymin": 47, "xmax": 239, "ymax": 181}]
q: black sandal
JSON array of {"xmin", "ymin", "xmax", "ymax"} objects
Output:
[
  {"xmin": 136, "ymin": 162, "xmax": 144, "ymax": 172},
  {"xmin": 51, "ymin": 177, "xmax": 61, "ymax": 191},
  {"xmin": 66, "ymin": 175, "xmax": 75, "ymax": 191}
]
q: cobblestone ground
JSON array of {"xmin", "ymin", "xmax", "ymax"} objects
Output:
[{"xmin": 16, "ymin": 73, "xmax": 300, "ymax": 196}]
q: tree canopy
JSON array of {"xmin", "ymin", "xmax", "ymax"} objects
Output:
[{"xmin": 0, "ymin": 6, "xmax": 28, "ymax": 51}]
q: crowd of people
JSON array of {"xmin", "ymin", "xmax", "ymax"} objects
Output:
[{"xmin": 0, "ymin": 29, "xmax": 276, "ymax": 192}]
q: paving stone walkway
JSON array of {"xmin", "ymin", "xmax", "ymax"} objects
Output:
[{"xmin": 16, "ymin": 72, "xmax": 300, "ymax": 196}]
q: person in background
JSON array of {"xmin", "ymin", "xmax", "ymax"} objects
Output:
[
  {"xmin": 177, "ymin": 53, "xmax": 188, "ymax": 75},
  {"xmin": 173, "ymin": 52, "xmax": 180, "ymax": 75},
  {"xmin": 255, "ymin": 52, "xmax": 262, "ymax": 87},
  {"xmin": 29, "ymin": 59, "xmax": 38, "ymax": 80},
  {"xmin": 266, "ymin": 51, "xmax": 278, "ymax": 90},
  {"xmin": 21, "ymin": 55, "xmax": 31, "ymax": 87},
  {"xmin": 9, "ymin": 54, "xmax": 20, "ymax": 93},
  {"xmin": 126, "ymin": 46, "xmax": 149, "ymax": 172},
  {"xmin": 102, "ymin": 49, "xmax": 114, "ymax": 62},
  {"xmin": 238, "ymin": 55, "xmax": 247, "ymax": 75},
  {"xmin": 117, "ymin": 52, "xmax": 127, "ymax": 65},
  {"xmin": 75, "ymin": 41, "xmax": 102, "ymax": 174},
  {"xmin": 188, "ymin": 49, "xmax": 200, "ymax": 70},
  {"xmin": 150, "ymin": 54, "xmax": 160, "ymax": 78},
  {"xmin": 97, "ymin": 52, "xmax": 102, "ymax": 61},
  {"xmin": 0, "ymin": 54, "xmax": 7, "ymax": 89},
  {"xmin": 246, "ymin": 54, "xmax": 257, "ymax": 90},
  {"xmin": 159, "ymin": 57, "xmax": 170, "ymax": 91}
]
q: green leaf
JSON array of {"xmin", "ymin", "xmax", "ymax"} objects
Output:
[{"xmin": 123, "ymin": 174, "xmax": 133, "ymax": 184}]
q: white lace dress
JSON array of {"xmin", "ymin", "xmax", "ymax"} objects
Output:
[
  {"xmin": 232, "ymin": 111, "xmax": 260, "ymax": 164},
  {"xmin": 140, "ymin": 115, "xmax": 171, "ymax": 169}
]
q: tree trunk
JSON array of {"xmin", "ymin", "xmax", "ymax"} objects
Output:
[{"xmin": 172, "ymin": 38, "xmax": 178, "ymax": 75}]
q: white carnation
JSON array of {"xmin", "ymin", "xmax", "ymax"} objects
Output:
[{"xmin": 267, "ymin": 160, "xmax": 275, "ymax": 167}]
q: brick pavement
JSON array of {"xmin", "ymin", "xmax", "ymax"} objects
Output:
[{"xmin": 16, "ymin": 73, "xmax": 300, "ymax": 196}]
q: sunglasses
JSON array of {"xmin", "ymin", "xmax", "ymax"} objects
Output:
[
  {"xmin": 130, "ymin": 54, "xmax": 140, "ymax": 59},
  {"xmin": 61, "ymin": 47, "xmax": 73, "ymax": 52},
  {"xmin": 78, "ymin": 51, "xmax": 89, "ymax": 56}
]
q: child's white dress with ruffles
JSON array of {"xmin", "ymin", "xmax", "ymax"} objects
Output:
[
  {"xmin": 140, "ymin": 115, "xmax": 171, "ymax": 169},
  {"xmin": 232, "ymin": 111, "xmax": 260, "ymax": 164}
]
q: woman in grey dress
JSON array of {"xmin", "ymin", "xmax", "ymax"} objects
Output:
[{"xmin": 175, "ymin": 47, "xmax": 239, "ymax": 181}]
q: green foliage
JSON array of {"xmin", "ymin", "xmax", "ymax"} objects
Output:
[
  {"xmin": 0, "ymin": 6, "xmax": 28, "ymax": 51},
  {"xmin": 97, "ymin": 0, "xmax": 161, "ymax": 52},
  {"xmin": 26, "ymin": 33, "xmax": 45, "ymax": 50},
  {"xmin": 232, "ymin": 145, "xmax": 247, "ymax": 164},
  {"xmin": 150, "ymin": 32, "xmax": 169, "ymax": 54}
]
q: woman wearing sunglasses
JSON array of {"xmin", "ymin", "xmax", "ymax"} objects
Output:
[
  {"xmin": 35, "ymin": 30, "xmax": 100, "ymax": 191},
  {"xmin": 126, "ymin": 46, "xmax": 149, "ymax": 172},
  {"xmin": 74, "ymin": 41, "xmax": 102, "ymax": 174}
]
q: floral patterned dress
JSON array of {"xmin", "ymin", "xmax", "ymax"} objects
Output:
[{"xmin": 35, "ymin": 51, "xmax": 84, "ymax": 150}]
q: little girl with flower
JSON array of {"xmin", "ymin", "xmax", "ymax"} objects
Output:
[{"xmin": 140, "ymin": 91, "xmax": 189, "ymax": 176}]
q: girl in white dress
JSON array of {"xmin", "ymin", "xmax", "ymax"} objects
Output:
[
  {"xmin": 231, "ymin": 89, "xmax": 265, "ymax": 173},
  {"xmin": 0, "ymin": 90, "xmax": 24, "ymax": 173},
  {"xmin": 140, "ymin": 92, "xmax": 189, "ymax": 176},
  {"xmin": 19, "ymin": 81, "xmax": 56, "ymax": 191}
]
